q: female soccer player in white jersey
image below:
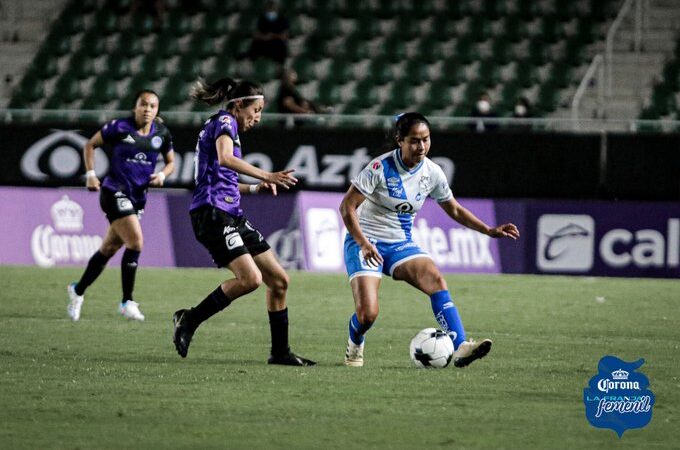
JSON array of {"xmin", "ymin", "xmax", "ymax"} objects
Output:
[{"xmin": 340, "ymin": 112, "xmax": 520, "ymax": 367}]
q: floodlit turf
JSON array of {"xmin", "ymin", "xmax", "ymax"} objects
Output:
[{"xmin": 0, "ymin": 265, "xmax": 677, "ymax": 449}]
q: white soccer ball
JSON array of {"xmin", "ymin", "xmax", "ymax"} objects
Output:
[{"xmin": 409, "ymin": 328, "xmax": 454, "ymax": 368}]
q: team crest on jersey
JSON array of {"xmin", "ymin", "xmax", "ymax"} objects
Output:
[
  {"xmin": 419, "ymin": 175, "xmax": 431, "ymax": 193},
  {"xmin": 151, "ymin": 136, "xmax": 163, "ymax": 149},
  {"xmin": 220, "ymin": 115, "xmax": 234, "ymax": 131}
]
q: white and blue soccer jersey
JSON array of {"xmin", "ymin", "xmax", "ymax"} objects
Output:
[
  {"xmin": 344, "ymin": 149, "xmax": 453, "ymax": 279},
  {"xmin": 352, "ymin": 149, "xmax": 453, "ymax": 243}
]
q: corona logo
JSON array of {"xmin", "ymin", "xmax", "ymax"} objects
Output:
[
  {"xmin": 50, "ymin": 195, "xmax": 84, "ymax": 232},
  {"xmin": 611, "ymin": 369, "xmax": 629, "ymax": 380}
]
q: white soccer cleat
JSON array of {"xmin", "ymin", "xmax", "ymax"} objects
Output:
[
  {"xmin": 119, "ymin": 300, "xmax": 145, "ymax": 321},
  {"xmin": 67, "ymin": 282, "xmax": 84, "ymax": 321},
  {"xmin": 344, "ymin": 338, "xmax": 365, "ymax": 367},
  {"xmin": 453, "ymin": 339, "xmax": 493, "ymax": 368}
]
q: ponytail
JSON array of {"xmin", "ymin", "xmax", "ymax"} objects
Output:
[{"xmin": 190, "ymin": 77, "xmax": 264, "ymax": 108}]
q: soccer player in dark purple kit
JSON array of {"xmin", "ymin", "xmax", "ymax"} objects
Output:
[
  {"xmin": 67, "ymin": 90, "xmax": 175, "ymax": 322},
  {"xmin": 172, "ymin": 77, "xmax": 315, "ymax": 366}
]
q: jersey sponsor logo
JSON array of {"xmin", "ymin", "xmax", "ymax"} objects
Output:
[
  {"xmin": 224, "ymin": 232, "xmax": 244, "ymax": 250},
  {"xmin": 31, "ymin": 195, "xmax": 103, "ymax": 268},
  {"xmin": 116, "ymin": 197, "xmax": 134, "ymax": 212},
  {"xmin": 125, "ymin": 152, "xmax": 153, "ymax": 166},
  {"xmin": 123, "ymin": 134, "xmax": 136, "ymax": 144},
  {"xmin": 151, "ymin": 136, "xmax": 163, "ymax": 149},
  {"xmin": 395, "ymin": 202, "xmax": 414, "ymax": 213}
]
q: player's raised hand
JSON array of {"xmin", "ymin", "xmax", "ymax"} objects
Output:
[
  {"xmin": 86, "ymin": 174, "xmax": 100, "ymax": 191},
  {"xmin": 266, "ymin": 169, "xmax": 298, "ymax": 189},
  {"xmin": 488, "ymin": 223, "xmax": 520, "ymax": 240}
]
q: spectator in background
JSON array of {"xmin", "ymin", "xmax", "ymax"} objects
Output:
[
  {"xmin": 512, "ymin": 96, "xmax": 532, "ymax": 119},
  {"xmin": 245, "ymin": 0, "xmax": 290, "ymax": 65},
  {"xmin": 277, "ymin": 68, "xmax": 316, "ymax": 114},
  {"xmin": 510, "ymin": 96, "xmax": 532, "ymax": 131},
  {"xmin": 469, "ymin": 91, "xmax": 499, "ymax": 132}
]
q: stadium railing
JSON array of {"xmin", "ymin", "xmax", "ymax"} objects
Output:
[{"xmin": 1, "ymin": 108, "xmax": 679, "ymax": 134}]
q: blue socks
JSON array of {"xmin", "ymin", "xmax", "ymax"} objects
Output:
[
  {"xmin": 348, "ymin": 313, "xmax": 373, "ymax": 345},
  {"xmin": 430, "ymin": 290, "xmax": 466, "ymax": 349}
]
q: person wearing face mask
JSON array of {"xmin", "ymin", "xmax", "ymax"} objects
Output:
[
  {"xmin": 469, "ymin": 91, "xmax": 499, "ymax": 132},
  {"xmin": 243, "ymin": 0, "xmax": 290, "ymax": 65},
  {"xmin": 172, "ymin": 77, "xmax": 315, "ymax": 366},
  {"xmin": 509, "ymin": 96, "xmax": 533, "ymax": 131}
]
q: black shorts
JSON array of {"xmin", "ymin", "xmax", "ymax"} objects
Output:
[
  {"xmin": 99, "ymin": 188, "xmax": 145, "ymax": 223},
  {"xmin": 190, "ymin": 206, "xmax": 270, "ymax": 268}
]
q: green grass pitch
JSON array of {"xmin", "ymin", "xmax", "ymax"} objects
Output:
[{"xmin": 0, "ymin": 265, "xmax": 677, "ymax": 449}]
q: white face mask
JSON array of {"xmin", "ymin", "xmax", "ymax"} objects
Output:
[
  {"xmin": 265, "ymin": 11, "xmax": 278, "ymax": 21},
  {"xmin": 515, "ymin": 104, "xmax": 527, "ymax": 116},
  {"xmin": 476, "ymin": 100, "xmax": 491, "ymax": 114}
]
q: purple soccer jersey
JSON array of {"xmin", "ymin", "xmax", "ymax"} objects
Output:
[
  {"xmin": 100, "ymin": 117, "xmax": 173, "ymax": 204},
  {"xmin": 190, "ymin": 111, "xmax": 244, "ymax": 217}
]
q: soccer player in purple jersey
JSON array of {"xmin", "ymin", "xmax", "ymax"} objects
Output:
[
  {"xmin": 67, "ymin": 90, "xmax": 175, "ymax": 322},
  {"xmin": 172, "ymin": 77, "xmax": 315, "ymax": 366}
]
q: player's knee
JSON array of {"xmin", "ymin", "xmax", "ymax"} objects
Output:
[
  {"xmin": 128, "ymin": 237, "xmax": 143, "ymax": 252},
  {"xmin": 100, "ymin": 242, "xmax": 121, "ymax": 256},
  {"xmin": 239, "ymin": 270, "xmax": 263, "ymax": 293},
  {"xmin": 268, "ymin": 271, "xmax": 289, "ymax": 295},
  {"xmin": 357, "ymin": 308, "xmax": 378, "ymax": 325},
  {"xmin": 431, "ymin": 273, "xmax": 447, "ymax": 291}
]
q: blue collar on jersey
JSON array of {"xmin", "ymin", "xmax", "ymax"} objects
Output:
[{"xmin": 394, "ymin": 148, "xmax": 424, "ymax": 174}]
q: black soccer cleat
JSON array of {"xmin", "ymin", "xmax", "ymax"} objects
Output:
[
  {"xmin": 268, "ymin": 351, "xmax": 316, "ymax": 366},
  {"xmin": 173, "ymin": 309, "xmax": 196, "ymax": 358},
  {"xmin": 452, "ymin": 339, "xmax": 493, "ymax": 368}
]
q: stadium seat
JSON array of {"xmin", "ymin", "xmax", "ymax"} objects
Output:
[
  {"xmin": 162, "ymin": 11, "xmax": 192, "ymax": 36},
  {"xmin": 87, "ymin": 77, "xmax": 118, "ymax": 106},
  {"xmin": 94, "ymin": 9, "xmax": 118, "ymax": 35},
  {"xmin": 536, "ymin": 82, "xmax": 559, "ymax": 113},
  {"xmin": 70, "ymin": 52, "xmax": 96, "ymax": 80},
  {"xmin": 317, "ymin": 80, "xmax": 341, "ymax": 107},
  {"xmin": 115, "ymin": 32, "xmax": 144, "ymax": 58},
  {"xmin": 130, "ymin": 14, "xmax": 156, "ymax": 36},
  {"xmin": 104, "ymin": 54, "xmax": 132, "ymax": 81},
  {"xmin": 187, "ymin": 32, "xmax": 218, "ymax": 59},
  {"xmin": 203, "ymin": 14, "xmax": 230, "ymax": 38},
  {"xmin": 140, "ymin": 55, "xmax": 166, "ymax": 81},
  {"xmin": 177, "ymin": 56, "xmax": 202, "ymax": 82},
  {"xmin": 80, "ymin": 30, "xmax": 108, "ymax": 57},
  {"xmin": 45, "ymin": 74, "xmax": 81, "ymax": 108}
]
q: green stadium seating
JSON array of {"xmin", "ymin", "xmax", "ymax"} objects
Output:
[
  {"xmin": 45, "ymin": 74, "xmax": 81, "ymax": 108},
  {"xmin": 317, "ymin": 80, "xmax": 341, "ymax": 107},
  {"xmin": 11, "ymin": 0, "xmax": 615, "ymax": 117},
  {"xmin": 130, "ymin": 15, "xmax": 156, "ymax": 36},
  {"xmin": 104, "ymin": 54, "xmax": 132, "ymax": 81}
]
